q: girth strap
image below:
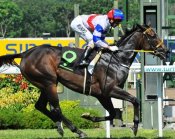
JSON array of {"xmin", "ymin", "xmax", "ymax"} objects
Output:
[{"xmin": 83, "ymin": 68, "xmax": 92, "ymax": 95}]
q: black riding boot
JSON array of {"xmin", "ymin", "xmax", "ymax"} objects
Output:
[{"xmin": 79, "ymin": 46, "xmax": 93, "ymax": 67}]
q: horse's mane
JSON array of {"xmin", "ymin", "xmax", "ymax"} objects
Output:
[{"xmin": 117, "ymin": 24, "xmax": 138, "ymax": 46}]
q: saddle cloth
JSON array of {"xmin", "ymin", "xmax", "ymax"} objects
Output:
[{"xmin": 59, "ymin": 47, "xmax": 101, "ymax": 75}]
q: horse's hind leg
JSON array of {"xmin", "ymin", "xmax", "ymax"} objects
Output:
[
  {"xmin": 35, "ymin": 89, "xmax": 58, "ymax": 121},
  {"xmin": 34, "ymin": 88, "xmax": 63, "ymax": 131},
  {"xmin": 34, "ymin": 86, "xmax": 64, "ymax": 136},
  {"xmin": 43, "ymin": 84, "xmax": 87, "ymax": 138},
  {"xmin": 44, "ymin": 84, "xmax": 65, "ymax": 136}
]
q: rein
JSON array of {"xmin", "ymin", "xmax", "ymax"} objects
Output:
[
  {"xmin": 117, "ymin": 49, "xmax": 154, "ymax": 53},
  {"xmin": 115, "ymin": 27, "xmax": 163, "ymax": 54},
  {"xmin": 103, "ymin": 52, "xmax": 114, "ymax": 92}
]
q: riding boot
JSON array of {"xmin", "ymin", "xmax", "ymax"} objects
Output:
[{"xmin": 79, "ymin": 46, "xmax": 93, "ymax": 67}]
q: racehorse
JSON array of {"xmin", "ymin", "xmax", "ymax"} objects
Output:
[{"xmin": 0, "ymin": 24, "xmax": 168, "ymax": 138}]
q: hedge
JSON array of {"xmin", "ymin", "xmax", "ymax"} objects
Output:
[
  {"xmin": 0, "ymin": 75, "xmax": 100, "ymax": 129},
  {"xmin": 0, "ymin": 101, "xmax": 100, "ymax": 129}
]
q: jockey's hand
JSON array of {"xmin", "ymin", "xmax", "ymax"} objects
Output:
[{"xmin": 108, "ymin": 46, "xmax": 119, "ymax": 52}]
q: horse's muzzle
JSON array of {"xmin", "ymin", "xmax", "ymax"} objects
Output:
[
  {"xmin": 165, "ymin": 49, "xmax": 171, "ymax": 59},
  {"xmin": 154, "ymin": 48, "xmax": 169, "ymax": 60}
]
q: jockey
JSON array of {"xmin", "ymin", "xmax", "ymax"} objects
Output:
[{"xmin": 71, "ymin": 9, "xmax": 124, "ymax": 67}]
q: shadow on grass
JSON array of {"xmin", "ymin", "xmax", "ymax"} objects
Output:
[
  {"xmin": 38, "ymin": 137, "xmax": 171, "ymax": 139},
  {"xmin": 86, "ymin": 137, "xmax": 171, "ymax": 139}
]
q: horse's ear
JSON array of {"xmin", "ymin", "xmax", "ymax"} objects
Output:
[
  {"xmin": 136, "ymin": 24, "xmax": 145, "ymax": 31},
  {"xmin": 147, "ymin": 21, "xmax": 152, "ymax": 27}
]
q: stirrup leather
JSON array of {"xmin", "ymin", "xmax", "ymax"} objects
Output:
[{"xmin": 79, "ymin": 47, "xmax": 93, "ymax": 67}]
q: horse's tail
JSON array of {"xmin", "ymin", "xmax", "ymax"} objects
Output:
[{"xmin": 0, "ymin": 53, "xmax": 23, "ymax": 67}]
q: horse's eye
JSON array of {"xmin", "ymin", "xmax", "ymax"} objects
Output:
[{"xmin": 148, "ymin": 30, "xmax": 156, "ymax": 37}]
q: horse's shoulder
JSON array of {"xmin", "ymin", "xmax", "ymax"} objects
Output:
[{"xmin": 101, "ymin": 51, "xmax": 113, "ymax": 58}]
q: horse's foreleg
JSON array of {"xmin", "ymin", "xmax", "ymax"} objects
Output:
[
  {"xmin": 82, "ymin": 97, "xmax": 116, "ymax": 122},
  {"xmin": 109, "ymin": 86, "xmax": 139, "ymax": 136},
  {"xmin": 61, "ymin": 115, "xmax": 87, "ymax": 138}
]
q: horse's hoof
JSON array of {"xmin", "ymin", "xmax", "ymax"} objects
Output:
[
  {"xmin": 81, "ymin": 113, "xmax": 91, "ymax": 119},
  {"xmin": 79, "ymin": 132, "xmax": 88, "ymax": 138},
  {"xmin": 57, "ymin": 127, "xmax": 64, "ymax": 137},
  {"xmin": 56, "ymin": 122, "xmax": 64, "ymax": 137},
  {"xmin": 131, "ymin": 126, "xmax": 138, "ymax": 136},
  {"xmin": 81, "ymin": 112, "xmax": 90, "ymax": 117}
]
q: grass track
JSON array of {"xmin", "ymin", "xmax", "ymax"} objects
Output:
[{"xmin": 0, "ymin": 128, "xmax": 174, "ymax": 139}]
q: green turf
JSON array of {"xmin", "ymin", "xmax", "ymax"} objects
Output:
[{"xmin": 0, "ymin": 128, "xmax": 174, "ymax": 139}]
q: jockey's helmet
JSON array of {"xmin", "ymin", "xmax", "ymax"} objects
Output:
[{"xmin": 107, "ymin": 9, "xmax": 124, "ymax": 27}]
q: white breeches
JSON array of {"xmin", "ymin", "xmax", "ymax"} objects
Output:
[{"xmin": 71, "ymin": 16, "xmax": 94, "ymax": 48}]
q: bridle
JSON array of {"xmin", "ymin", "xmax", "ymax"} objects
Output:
[{"xmin": 142, "ymin": 27, "xmax": 164, "ymax": 53}]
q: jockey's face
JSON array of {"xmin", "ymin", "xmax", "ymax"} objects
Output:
[{"xmin": 110, "ymin": 19, "xmax": 121, "ymax": 28}]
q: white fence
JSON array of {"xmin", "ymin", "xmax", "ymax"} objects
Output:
[
  {"xmin": 0, "ymin": 65, "xmax": 20, "ymax": 74},
  {"xmin": 1, "ymin": 63, "xmax": 175, "ymax": 89}
]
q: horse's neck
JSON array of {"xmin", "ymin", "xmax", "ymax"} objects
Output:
[{"xmin": 117, "ymin": 32, "xmax": 141, "ymax": 67}]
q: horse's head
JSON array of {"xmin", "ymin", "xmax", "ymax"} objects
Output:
[{"xmin": 137, "ymin": 24, "xmax": 168, "ymax": 60}]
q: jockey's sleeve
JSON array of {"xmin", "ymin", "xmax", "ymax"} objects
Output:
[{"xmin": 93, "ymin": 24, "xmax": 108, "ymax": 48}]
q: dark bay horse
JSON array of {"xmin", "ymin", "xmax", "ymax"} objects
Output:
[{"xmin": 0, "ymin": 24, "xmax": 168, "ymax": 138}]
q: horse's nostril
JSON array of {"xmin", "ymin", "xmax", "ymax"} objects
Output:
[{"xmin": 154, "ymin": 50, "xmax": 157, "ymax": 54}]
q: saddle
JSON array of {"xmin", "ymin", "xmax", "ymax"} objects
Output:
[
  {"xmin": 59, "ymin": 47, "xmax": 102, "ymax": 95},
  {"xmin": 59, "ymin": 47, "xmax": 102, "ymax": 75}
]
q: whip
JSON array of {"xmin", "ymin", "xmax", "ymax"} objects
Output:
[{"xmin": 117, "ymin": 49, "xmax": 154, "ymax": 53}]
